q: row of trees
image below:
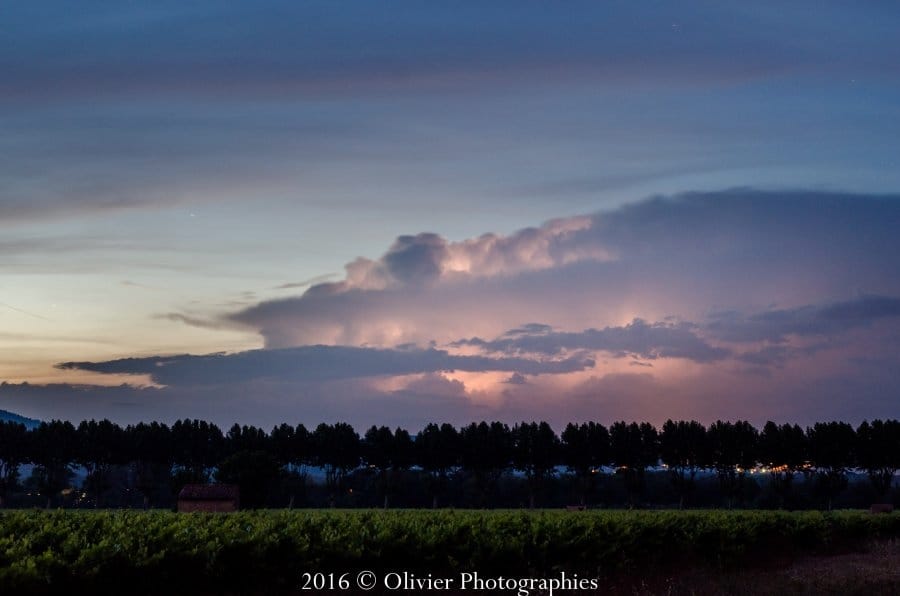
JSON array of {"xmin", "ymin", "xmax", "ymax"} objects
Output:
[{"xmin": 0, "ymin": 418, "xmax": 897, "ymax": 509}]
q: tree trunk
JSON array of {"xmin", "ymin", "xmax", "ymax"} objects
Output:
[{"xmin": 432, "ymin": 494, "xmax": 439, "ymax": 509}]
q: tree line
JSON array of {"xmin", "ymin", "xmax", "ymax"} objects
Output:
[{"xmin": 0, "ymin": 418, "xmax": 897, "ymax": 510}]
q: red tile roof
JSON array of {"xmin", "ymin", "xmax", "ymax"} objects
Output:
[{"xmin": 178, "ymin": 484, "xmax": 239, "ymax": 501}]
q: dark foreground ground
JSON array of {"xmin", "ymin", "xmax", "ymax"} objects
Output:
[
  {"xmin": 334, "ymin": 540, "xmax": 900, "ymax": 595},
  {"xmin": 621, "ymin": 539, "xmax": 900, "ymax": 595},
  {"xmin": 108, "ymin": 539, "xmax": 900, "ymax": 596}
]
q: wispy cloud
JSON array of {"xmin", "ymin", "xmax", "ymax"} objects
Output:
[
  {"xmin": 3, "ymin": 2, "xmax": 843, "ymax": 105},
  {"xmin": 0, "ymin": 301, "xmax": 52, "ymax": 322},
  {"xmin": 273, "ymin": 274, "xmax": 338, "ymax": 291}
]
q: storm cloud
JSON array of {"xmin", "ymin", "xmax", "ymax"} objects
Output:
[
  {"xmin": 454, "ymin": 319, "xmax": 730, "ymax": 363},
  {"xmin": 707, "ymin": 295, "xmax": 900, "ymax": 344},
  {"xmin": 230, "ymin": 190, "xmax": 900, "ymax": 351},
  {"xmin": 7, "ymin": 190, "xmax": 900, "ymax": 428},
  {"xmin": 57, "ymin": 345, "xmax": 593, "ymax": 387}
]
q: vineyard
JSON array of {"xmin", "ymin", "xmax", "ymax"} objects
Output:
[{"xmin": 1, "ymin": 509, "xmax": 898, "ymax": 594}]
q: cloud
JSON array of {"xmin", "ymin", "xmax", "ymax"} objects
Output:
[
  {"xmin": 454, "ymin": 318, "xmax": 729, "ymax": 363},
  {"xmin": 209, "ymin": 189, "xmax": 900, "ymax": 427},
  {"xmin": 154, "ymin": 313, "xmax": 231, "ymax": 331},
  {"xmin": 707, "ymin": 295, "xmax": 900, "ymax": 343},
  {"xmin": 384, "ymin": 234, "xmax": 447, "ymax": 284},
  {"xmin": 11, "ymin": 189, "xmax": 900, "ymax": 429},
  {"xmin": 274, "ymin": 274, "xmax": 337, "ymax": 291},
  {"xmin": 502, "ymin": 323, "xmax": 554, "ymax": 337},
  {"xmin": 230, "ymin": 190, "xmax": 900, "ymax": 351},
  {"xmin": 3, "ymin": 2, "xmax": 847, "ymax": 106},
  {"xmin": 504, "ymin": 373, "xmax": 528, "ymax": 385},
  {"xmin": 56, "ymin": 345, "xmax": 593, "ymax": 387},
  {"xmin": 8, "ymin": 346, "xmax": 900, "ymax": 430},
  {"xmin": 0, "ymin": 301, "xmax": 52, "ymax": 322}
]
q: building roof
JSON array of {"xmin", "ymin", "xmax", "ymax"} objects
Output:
[{"xmin": 178, "ymin": 484, "xmax": 239, "ymax": 501}]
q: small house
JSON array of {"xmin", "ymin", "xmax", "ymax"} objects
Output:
[{"xmin": 177, "ymin": 484, "xmax": 240, "ymax": 512}]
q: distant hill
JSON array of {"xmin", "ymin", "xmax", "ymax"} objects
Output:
[{"xmin": 0, "ymin": 409, "xmax": 41, "ymax": 429}]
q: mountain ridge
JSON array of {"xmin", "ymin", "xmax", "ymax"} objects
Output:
[{"xmin": 0, "ymin": 409, "xmax": 41, "ymax": 429}]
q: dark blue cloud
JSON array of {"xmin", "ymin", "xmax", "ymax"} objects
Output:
[
  {"xmin": 383, "ymin": 234, "xmax": 447, "ymax": 285},
  {"xmin": 454, "ymin": 319, "xmax": 729, "ymax": 363},
  {"xmin": 707, "ymin": 295, "xmax": 900, "ymax": 344},
  {"xmin": 6, "ymin": 1, "xmax": 862, "ymax": 103},
  {"xmin": 57, "ymin": 345, "xmax": 593, "ymax": 387}
]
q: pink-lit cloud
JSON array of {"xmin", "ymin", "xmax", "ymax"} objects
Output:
[{"xmin": 27, "ymin": 189, "xmax": 900, "ymax": 429}]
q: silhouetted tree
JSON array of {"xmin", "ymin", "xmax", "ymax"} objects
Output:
[
  {"xmin": 512, "ymin": 421, "xmax": 559, "ymax": 508},
  {"xmin": 312, "ymin": 422, "xmax": 360, "ymax": 506},
  {"xmin": 460, "ymin": 421, "xmax": 512, "ymax": 507},
  {"xmin": 707, "ymin": 420, "xmax": 758, "ymax": 508},
  {"xmin": 224, "ymin": 424, "xmax": 269, "ymax": 456},
  {"xmin": 660, "ymin": 419, "xmax": 708, "ymax": 508},
  {"xmin": 0, "ymin": 421, "xmax": 28, "ymax": 508},
  {"xmin": 363, "ymin": 426, "xmax": 403, "ymax": 508},
  {"xmin": 125, "ymin": 421, "xmax": 173, "ymax": 509},
  {"xmin": 6, "ymin": 415, "xmax": 895, "ymax": 510},
  {"xmin": 215, "ymin": 450, "xmax": 282, "ymax": 509},
  {"xmin": 270, "ymin": 423, "xmax": 310, "ymax": 471},
  {"xmin": 610, "ymin": 421, "xmax": 658, "ymax": 507},
  {"xmin": 561, "ymin": 422, "xmax": 610, "ymax": 506},
  {"xmin": 270, "ymin": 423, "xmax": 310, "ymax": 507},
  {"xmin": 416, "ymin": 423, "xmax": 459, "ymax": 508},
  {"xmin": 855, "ymin": 419, "xmax": 899, "ymax": 499},
  {"xmin": 28, "ymin": 420, "xmax": 78, "ymax": 508},
  {"xmin": 807, "ymin": 421, "xmax": 856, "ymax": 510},
  {"xmin": 392, "ymin": 427, "xmax": 414, "ymax": 503},
  {"xmin": 170, "ymin": 419, "xmax": 224, "ymax": 490},
  {"xmin": 76, "ymin": 419, "xmax": 126, "ymax": 507},
  {"xmin": 758, "ymin": 421, "xmax": 807, "ymax": 508}
]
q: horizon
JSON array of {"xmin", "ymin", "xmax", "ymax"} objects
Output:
[{"xmin": 3, "ymin": 1, "xmax": 900, "ymax": 430}]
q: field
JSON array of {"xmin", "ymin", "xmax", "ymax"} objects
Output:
[{"xmin": 0, "ymin": 509, "xmax": 898, "ymax": 594}]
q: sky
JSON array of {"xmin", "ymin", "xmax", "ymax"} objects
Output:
[{"xmin": 2, "ymin": 1, "xmax": 900, "ymax": 430}]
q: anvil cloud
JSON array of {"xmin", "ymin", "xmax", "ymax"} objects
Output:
[{"xmin": 17, "ymin": 190, "xmax": 899, "ymax": 429}]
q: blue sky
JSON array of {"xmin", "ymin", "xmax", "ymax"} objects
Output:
[{"xmin": 2, "ymin": 1, "xmax": 900, "ymax": 428}]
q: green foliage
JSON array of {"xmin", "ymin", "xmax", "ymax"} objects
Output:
[{"xmin": 0, "ymin": 509, "xmax": 898, "ymax": 594}]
